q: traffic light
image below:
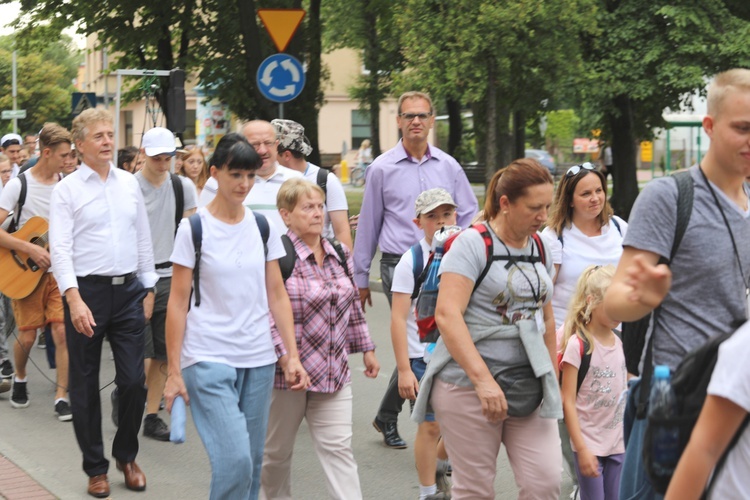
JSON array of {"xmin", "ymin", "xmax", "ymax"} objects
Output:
[{"xmin": 167, "ymin": 69, "xmax": 186, "ymax": 133}]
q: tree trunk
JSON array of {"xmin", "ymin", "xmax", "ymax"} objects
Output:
[
  {"xmin": 513, "ymin": 110, "xmax": 525, "ymax": 161},
  {"xmin": 287, "ymin": 0, "xmax": 322, "ymax": 167},
  {"xmin": 608, "ymin": 95, "xmax": 640, "ymax": 220},
  {"xmin": 363, "ymin": 5, "xmax": 382, "ymax": 157},
  {"xmin": 484, "ymin": 59, "xmax": 498, "ymax": 186},
  {"xmin": 447, "ymin": 98, "xmax": 462, "ymax": 157}
]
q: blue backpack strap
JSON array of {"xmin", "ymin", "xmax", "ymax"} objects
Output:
[
  {"xmin": 253, "ymin": 212, "xmax": 269, "ymax": 257},
  {"xmin": 611, "ymin": 216, "xmax": 621, "ymax": 236},
  {"xmin": 188, "ymin": 213, "xmax": 203, "ymax": 307},
  {"xmin": 410, "ymin": 243, "xmax": 423, "ymax": 299}
]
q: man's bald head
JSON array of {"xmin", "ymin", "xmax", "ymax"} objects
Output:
[{"xmin": 242, "ymin": 120, "xmax": 278, "ymax": 178}]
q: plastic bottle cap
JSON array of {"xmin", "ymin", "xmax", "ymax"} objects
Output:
[{"xmin": 654, "ymin": 365, "xmax": 670, "ymax": 379}]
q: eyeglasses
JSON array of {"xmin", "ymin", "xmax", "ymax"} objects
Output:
[
  {"xmin": 565, "ymin": 162, "xmax": 596, "ymax": 177},
  {"xmin": 250, "ymin": 140, "xmax": 276, "ymax": 150},
  {"xmin": 399, "ymin": 112, "xmax": 432, "ymax": 122}
]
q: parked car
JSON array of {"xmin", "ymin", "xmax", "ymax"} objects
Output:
[{"xmin": 524, "ymin": 149, "xmax": 557, "ymax": 176}]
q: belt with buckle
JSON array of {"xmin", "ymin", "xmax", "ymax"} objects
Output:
[
  {"xmin": 78, "ymin": 272, "xmax": 138, "ymax": 286},
  {"xmin": 155, "ymin": 262, "xmax": 173, "ymax": 269}
]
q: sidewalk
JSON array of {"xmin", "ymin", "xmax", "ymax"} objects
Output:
[{"xmin": 0, "ymin": 454, "xmax": 55, "ymax": 500}]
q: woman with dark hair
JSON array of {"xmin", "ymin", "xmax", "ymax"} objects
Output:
[
  {"xmin": 164, "ymin": 133, "xmax": 309, "ymax": 500},
  {"xmin": 541, "ymin": 162, "xmax": 627, "ymax": 331},
  {"xmin": 413, "ymin": 159, "xmax": 563, "ymax": 499},
  {"xmin": 117, "ymin": 146, "xmax": 139, "ymax": 173},
  {"xmin": 540, "ymin": 162, "xmax": 626, "ymax": 498}
]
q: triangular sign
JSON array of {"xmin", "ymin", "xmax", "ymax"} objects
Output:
[
  {"xmin": 72, "ymin": 94, "xmax": 93, "ymax": 115},
  {"xmin": 258, "ymin": 9, "xmax": 306, "ymax": 53}
]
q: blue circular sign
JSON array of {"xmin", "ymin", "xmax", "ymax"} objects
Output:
[{"xmin": 256, "ymin": 54, "xmax": 306, "ymax": 103}]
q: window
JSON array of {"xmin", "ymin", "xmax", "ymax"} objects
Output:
[{"xmin": 351, "ymin": 110, "xmax": 371, "ymax": 149}]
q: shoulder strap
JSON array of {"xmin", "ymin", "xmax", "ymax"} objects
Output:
[
  {"xmin": 473, "ymin": 223, "xmax": 495, "ymax": 291},
  {"xmin": 188, "ymin": 213, "xmax": 202, "ymax": 307},
  {"xmin": 637, "ymin": 170, "xmax": 695, "ymax": 418},
  {"xmin": 170, "ymin": 173, "xmax": 184, "ymax": 235},
  {"xmin": 9, "ymin": 173, "xmax": 27, "ymax": 233},
  {"xmin": 411, "ymin": 243, "xmax": 424, "ymax": 299},
  {"xmin": 576, "ymin": 337, "xmax": 591, "ymax": 394},
  {"xmin": 530, "ymin": 233, "xmax": 546, "ymax": 267},
  {"xmin": 327, "ymin": 237, "xmax": 351, "ymax": 279},
  {"xmin": 316, "ymin": 168, "xmax": 328, "ymax": 197},
  {"xmin": 253, "ymin": 212, "xmax": 269, "ymax": 257},
  {"xmin": 278, "ymin": 234, "xmax": 297, "ymax": 282},
  {"xmin": 704, "ymin": 414, "xmax": 750, "ymax": 498},
  {"xmin": 611, "ymin": 217, "xmax": 622, "ymax": 235}
]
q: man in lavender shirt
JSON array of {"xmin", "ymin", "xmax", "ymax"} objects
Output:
[{"xmin": 353, "ymin": 91, "xmax": 477, "ymax": 449}]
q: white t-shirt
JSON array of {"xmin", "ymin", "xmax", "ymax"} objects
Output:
[
  {"xmin": 706, "ymin": 322, "xmax": 750, "ymax": 499},
  {"xmin": 0, "ymin": 171, "xmax": 57, "ymax": 228},
  {"xmin": 0, "ymin": 171, "xmax": 59, "ymax": 273},
  {"xmin": 541, "ymin": 217, "xmax": 627, "ymax": 329},
  {"xmin": 170, "ymin": 206, "xmax": 285, "ymax": 370},
  {"xmin": 390, "ymin": 238, "xmax": 430, "ymax": 359},
  {"xmin": 303, "ymin": 163, "xmax": 348, "ymax": 240},
  {"xmin": 562, "ymin": 334, "xmax": 626, "ymax": 456}
]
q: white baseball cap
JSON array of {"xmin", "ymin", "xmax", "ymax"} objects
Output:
[
  {"xmin": 1, "ymin": 133, "xmax": 22, "ymax": 148},
  {"xmin": 142, "ymin": 127, "xmax": 176, "ymax": 157}
]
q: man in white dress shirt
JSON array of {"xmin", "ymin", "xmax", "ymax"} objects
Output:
[{"xmin": 50, "ymin": 108, "xmax": 157, "ymax": 498}]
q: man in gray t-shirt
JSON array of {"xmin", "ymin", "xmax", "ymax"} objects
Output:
[
  {"xmin": 130, "ymin": 127, "xmax": 197, "ymax": 441},
  {"xmin": 604, "ymin": 69, "xmax": 750, "ymax": 500}
]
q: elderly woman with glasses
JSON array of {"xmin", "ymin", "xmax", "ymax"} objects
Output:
[{"xmin": 540, "ymin": 162, "xmax": 627, "ymax": 495}]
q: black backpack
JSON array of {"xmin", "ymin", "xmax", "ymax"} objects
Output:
[
  {"xmin": 643, "ymin": 321, "xmax": 750, "ymax": 495},
  {"xmin": 277, "ymin": 234, "xmax": 350, "ymax": 283},
  {"xmin": 624, "ymin": 171, "xmax": 694, "ymax": 377},
  {"xmin": 188, "ymin": 211, "xmax": 269, "ymax": 307}
]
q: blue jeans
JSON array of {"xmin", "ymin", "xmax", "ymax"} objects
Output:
[
  {"xmin": 619, "ymin": 378, "xmax": 662, "ymax": 500},
  {"xmin": 184, "ymin": 362, "xmax": 275, "ymax": 500}
]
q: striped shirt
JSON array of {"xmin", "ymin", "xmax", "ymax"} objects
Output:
[{"xmin": 272, "ymin": 231, "xmax": 375, "ymax": 393}]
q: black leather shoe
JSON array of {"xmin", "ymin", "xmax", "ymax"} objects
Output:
[{"xmin": 372, "ymin": 416, "xmax": 407, "ymax": 449}]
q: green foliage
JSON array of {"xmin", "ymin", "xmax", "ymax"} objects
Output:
[
  {"xmin": 545, "ymin": 110, "xmax": 580, "ymax": 149},
  {"xmin": 0, "ymin": 34, "xmax": 79, "ymax": 133}
]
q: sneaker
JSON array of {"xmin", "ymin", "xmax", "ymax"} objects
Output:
[
  {"xmin": 10, "ymin": 380, "xmax": 30, "ymax": 408},
  {"xmin": 0, "ymin": 378, "xmax": 10, "ymax": 394},
  {"xmin": 436, "ymin": 460, "xmax": 452, "ymax": 495},
  {"xmin": 424, "ymin": 493, "xmax": 450, "ymax": 500},
  {"xmin": 111, "ymin": 388, "xmax": 119, "ymax": 427},
  {"xmin": 55, "ymin": 400, "xmax": 73, "ymax": 422},
  {"xmin": 143, "ymin": 415, "xmax": 170, "ymax": 441},
  {"xmin": 0, "ymin": 359, "xmax": 13, "ymax": 378},
  {"xmin": 37, "ymin": 331, "xmax": 46, "ymax": 349}
]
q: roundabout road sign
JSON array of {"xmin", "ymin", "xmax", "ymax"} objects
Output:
[{"xmin": 257, "ymin": 54, "xmax": 306, "ymax": 103}]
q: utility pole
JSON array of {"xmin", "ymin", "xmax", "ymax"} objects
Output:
[{"xmin": 12, "ymin": 50, "xmax": 18, "ymax": 134}]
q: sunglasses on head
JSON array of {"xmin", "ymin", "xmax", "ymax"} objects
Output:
[{"xmin": 565, "ymin": 162, "xmax": 596, "ymax": 177}]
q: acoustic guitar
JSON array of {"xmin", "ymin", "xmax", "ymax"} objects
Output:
[{"xmin": 0, "ymin": 216, "xmax": 49, "ymax": 299}]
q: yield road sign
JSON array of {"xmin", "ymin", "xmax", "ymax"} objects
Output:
[
  {"xmin": 258, "ymin": 9, "xmax": 305, "ymax": 52},
  {"xmin": 1, "ymin": 110, "xmax": 26, "ymax": 119},
  {"xmin": 257, "ymin": 54, "xmax": 306, "ymax": 103},
  {"xmin": 72, "ymin": 92, "xmax": 97, "ymax": 116}
]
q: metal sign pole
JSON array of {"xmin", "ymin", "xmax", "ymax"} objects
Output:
[{"xmin": 279, "ymin": 103, "xmax": 284, "ymax": 119}]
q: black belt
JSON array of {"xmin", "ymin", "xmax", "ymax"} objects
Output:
[
  {"xmin": 78, "ymin": 272, "xmax": 138, "ymax": 286},
  {"xmin": 155, "ymin": 262, "xmax": 173, "ymax": 269},
  {"xmin": 381, "ymin": 253, "xmax": 402, "ymax": 260}
]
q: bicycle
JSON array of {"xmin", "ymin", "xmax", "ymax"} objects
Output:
[{"xmin": 349, "ymin": 163, "xmax": 366, "ymax": 187}]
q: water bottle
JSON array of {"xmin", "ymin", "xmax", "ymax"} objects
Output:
[
  {"xmin": 170, "ymin": 396, "xmax": 187, "ymax": 444},
  {"xmin": 648, "ymin": 365, "xmax": 679, "ymax": 475}
]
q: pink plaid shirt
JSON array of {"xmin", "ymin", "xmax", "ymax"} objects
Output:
[{"xmin": 272, "ymin": 231, "xmax": 375, "ymax": 393}]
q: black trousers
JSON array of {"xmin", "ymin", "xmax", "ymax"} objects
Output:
[
  {"xmin": 375, "ymin": 254, "xmax": 407, "ymax": 423},
  {"xmin": 65, "ymin": 277, "xmax": 148, "ymax": 477}
]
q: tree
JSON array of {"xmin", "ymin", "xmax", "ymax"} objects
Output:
[
  {"xmin": 580, "ymin": 0, "xmax": 750, "ymax": 218},
  {"xmin": 0, "ymin": 34, "xmax": 79, "ymax": 133},
  {"xmin": 6, "ymin": 0, "xmax": 326, "ymax": 163},
  {"xmin": 323, "ymin": 0, "xmax": 404, "ymax": 157},
  {"xmin": 394, "ymin": 0, "xmax": 597, "ymax": 183}
]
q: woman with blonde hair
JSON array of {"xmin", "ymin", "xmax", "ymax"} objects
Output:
[
  {"xmin": 560, "ymin": 264, "xmax": 626, "ymax": 500},
  {"xmin": 179, "ymin": 147, "xmax": 209, "ymax": 199},
  {"xmin": 261, "ymin": 178, "xmax": 379, "ymax": 500}
]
